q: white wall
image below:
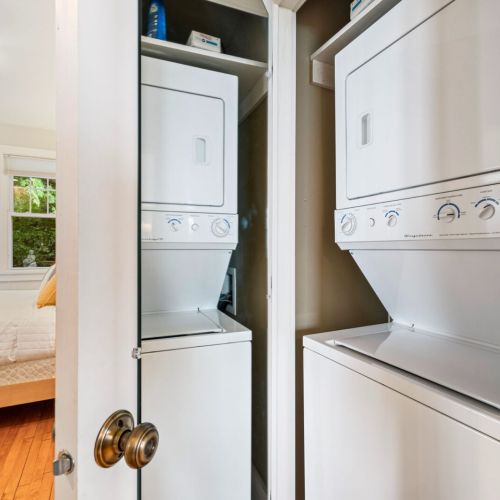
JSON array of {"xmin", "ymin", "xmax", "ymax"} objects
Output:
[
  {"xmin": 0, "ymin": 125, "xmax": 56, "ymax": 290},
  {"xmin": 0, "ymin": 123, "xmax": 56, "ymax": 151}
]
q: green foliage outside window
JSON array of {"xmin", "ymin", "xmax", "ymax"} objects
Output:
[
  {"xmin": 11, "ymin": 176, "xmax": 56, "ymax": 268},
  {"xmin": 12, "ymin": 217, "xmax": 56, "ymax": 268}
]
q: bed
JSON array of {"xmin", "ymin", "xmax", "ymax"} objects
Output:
[{"xmin": 0, "ymin": 290, "xmax": 55, "ymax": 407}]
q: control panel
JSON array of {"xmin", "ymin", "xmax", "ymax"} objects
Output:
[
  {"xmin": 335, "ymin": 184, "xmax": 500, "ymax": 242},
  {"xmin": 142, "ymin": 211, "xmax": 238, "ymax": 244}
]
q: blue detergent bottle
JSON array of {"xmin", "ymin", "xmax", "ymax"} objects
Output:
[{"xmin": 146, "ymin": 0, "xmax": 167, "ymax": 40}]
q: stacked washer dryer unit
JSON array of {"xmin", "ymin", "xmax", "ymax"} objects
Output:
[
  {"xmin": 140, "ymin": 56, "xmax": 251, "ymax": 500},
  {"xmin": 304, "ymin": 1, "xmax": 500, "ymax": 499}
]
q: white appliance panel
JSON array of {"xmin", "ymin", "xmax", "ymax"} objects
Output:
[
  {"xmin": 335, "ymin": 184, "xmax": 500, "ymax": 245},
  {"xmin": 141, "ymin": 57, "xmax": 238, "ymax": 214},
  {"xmin": 142, "ymin": 85, "xmax": 225, "ymax": 207},
  {"xmin": 350, "ymin": 250, "xmax": 500, "ymax": 348},
  {"xmin": 304, "ymin": 347, "xmax": 500, "ymax": 500},
  {"xmin": 141, "ymin": 210, "xmax": 238, "ymax": 245},
  {"xmin": 141, "ymin": 249, "xmax": 232, "ymax": 313},
  {"xmin": 141, "ymin": 341, "xmax": 251, "ymax": 500},
  {"xmin": 345, "ymin": 0, "xmax": 500, "ymax": 200},
  {"xmin": 335, "ymin": 0, "xmax": 500, "ymax": 208}
]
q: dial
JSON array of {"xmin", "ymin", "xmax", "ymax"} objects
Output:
[
  {"xmin": 341, "ymin": 214, "xmax": 357, "ymax": 236},
  {"xmin": 167, "ymin": 218, "xmax": 182, "ymax": 232},
  {"xmin": 478, "ymin": 203, "xmax": 496, "ymax": 221},
  {"xmin": 438, "ymin": 203, "xmax": 460, "ymax": 223},
  {"xmin": 211, "ymin": 218, "xmax": 231, "ymax": 238},
  {"xmin": 368, "ymin": 218, "xmax": 376, "ymax": 228},
  {"xmin": 386, "ymin": 214, "xmax": 398, "ymax": 227}
]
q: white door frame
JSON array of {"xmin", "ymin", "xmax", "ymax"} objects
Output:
[
  {"xmin": 267, "ymin": 2, "xmax": 297, "ymax": 500},
  {"xmin": 55, "ymin": 0, "xmax": 139, "ymax": 498},
  {"xmin": 56, "ymin": 0, "xmax": 299, "ymax": 498}
]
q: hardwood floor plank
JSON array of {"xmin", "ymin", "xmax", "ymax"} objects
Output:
[
  {"xmin": 0, "ymin": 402, "xmax": 54, "ymax": 500},
  {"xmin": 1, "ymin": 420, "xmax": 40, "ymax": 499}
]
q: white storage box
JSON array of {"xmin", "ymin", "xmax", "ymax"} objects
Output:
[{"xmin": 187, "ymin": 30, "xmax": 222, "ymax": 53}]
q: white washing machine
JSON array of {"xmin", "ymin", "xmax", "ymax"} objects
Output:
[
  {"xmin": 141, "ymin": 310, "xmax": 251, "ymax": 500},
  {"xmin": 304, "ymin": 0, "xmax": 500, "ymax": 498},
  {"xmin": 140, "ymin": 57, "xmax": 251, "ymax": 499}
]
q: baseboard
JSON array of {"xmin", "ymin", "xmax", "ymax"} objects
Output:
[{"xmin": 252, "ymin": 464, "xmax": 267, "ymax": 500}]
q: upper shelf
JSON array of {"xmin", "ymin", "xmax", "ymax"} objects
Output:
[
  {"xmin": 205, "ymin": 0, "xmax": 268, "ymax": 17},
  {"xmin": 141, "ymin": 36, "xmax": 268, "ymax": 101},
  {"xmin": 310, "ymin": 0, "xmax": 402, "ymax": 90}
]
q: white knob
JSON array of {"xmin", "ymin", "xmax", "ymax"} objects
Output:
[
  {"xmin": 439, "ymin": 207, "xmax": 457, "ymax": 223},
  {"xmin": 479, "ymin": 203, "xmax": 495, "ymax": 221},
  {"xmin": 368, "ymin": 218, "xmax": 376, "ymax": 228},
  {"xmin": 168, "ymin": 219, "xmax": 181, "ymax": 232},
  {"xmin": 212, "ymin": 218, "xmax": 230, "ymax": 238},
  {"xmin": 341, "ymin": 214, "xmax": 357, "ymax": 236},
  {"xmin": 191, "ymin": 223, "xmax": 200, "ymax": 232},
  {"xmin": 387, "ymin": 214, "xmax": 398, "ymax": 227}
]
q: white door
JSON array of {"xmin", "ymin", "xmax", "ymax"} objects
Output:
[{"xmin": 55, "ymin": 0, "xmax": 142, "ymax": 498}]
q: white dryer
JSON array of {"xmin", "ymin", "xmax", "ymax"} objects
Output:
[
  {"xmin": 141, "ymin": 56, "xmax": 238, "ymax": 214},
  {"xmin": 304, "ymin": 0, "xmax": 500, "ymax": 498}
]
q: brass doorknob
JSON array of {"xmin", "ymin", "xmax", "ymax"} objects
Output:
[{"xmin": 94, "ymin": 410, "xmax": 159, "ymax": 469}]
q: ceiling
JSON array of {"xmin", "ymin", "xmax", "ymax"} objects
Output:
[{"xmin": 0, "ymin": 0, "xmax": 55, "ymax": 130}]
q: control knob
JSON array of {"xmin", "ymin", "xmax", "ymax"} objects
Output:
[
  {"xmin": 341, "ymin": 214, "xmax": 357, "ymax": 236},
  {"xmin": 211, "ymin": 218, "xmax": 231, "ymax": 238},
  {"xmin": 439, "ymin": 206, "xmax": 459, "ymax": 223},
  {"xmin": 168, "ymin": 219, "xmax": 182, "ymax": 232},
  {"xmin": 386, "ymin": 214, "xmax": 398, "ymax": 228},
  {"xmin": 478, "ymin": 203, "xmax": 496, "ymax": 221}
]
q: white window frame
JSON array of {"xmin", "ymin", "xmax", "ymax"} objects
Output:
[
  {"xmin": 0, "ymin": 146, "xmax": 56, "ymax": 283},
  {"xmin": 8, "ymin": 173, "xmax": 56, "ymax": 271}
]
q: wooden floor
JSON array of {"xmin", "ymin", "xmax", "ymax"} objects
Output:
[{"xmin": 0, "ymin": 400, "xmax": 54, "ymax": 500}]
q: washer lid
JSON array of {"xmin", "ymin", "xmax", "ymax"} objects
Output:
[
  {"xmin": 335, "ymin": 323, "xmax": 500, "ymax": 411},
  {"xmin": 142, "ymin": 310, "xmax": 223, "ymax": 339},
  {"xmin": 141, "ymin": 309, "xmax": 252, "ymax": 351}
]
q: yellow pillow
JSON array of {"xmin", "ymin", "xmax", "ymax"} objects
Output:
[{"xmin": 37, "ymin": 274, "xmax": 57, "ymax": 308}]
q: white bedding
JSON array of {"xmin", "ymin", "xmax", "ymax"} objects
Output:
[{"xmin": 0, "ymin": 290, "xmax": 55, "ymax": 366}]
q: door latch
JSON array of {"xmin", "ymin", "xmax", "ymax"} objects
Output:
[{"xmin": 53, "ymin": 450, "xmax": 75, "ymax": 476}]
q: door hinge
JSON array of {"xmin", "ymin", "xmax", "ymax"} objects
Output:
[{"xmin": 131, "ymin": 347, "xmax": 142, "ymax": 360}]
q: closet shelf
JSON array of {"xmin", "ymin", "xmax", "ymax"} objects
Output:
[
  {"xmin": 141, "ymin": 36, "xmax": 268, "ymax": 103},
  {"xmin": 310, "ymin": 0, "xmax": 401, "ymax": 90}
]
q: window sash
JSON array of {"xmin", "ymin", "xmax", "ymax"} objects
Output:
[
  {"xmin": 8, "ymin": 175, "xmax": 57, "ymax": 270},
  {"xmin": 10, "ymin": 175, "xmax": 56, "ymax": 217}
]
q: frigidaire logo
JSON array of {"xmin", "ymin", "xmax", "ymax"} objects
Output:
[{"xmin": 404, "ymin": 233, "xmax": 432, "ymax": 239}]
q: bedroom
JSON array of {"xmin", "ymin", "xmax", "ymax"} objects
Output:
[{"xmin": 0, "ymin": 0, "xmax": 56, "ymax": 496}]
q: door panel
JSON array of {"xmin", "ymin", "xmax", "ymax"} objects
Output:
[
  {"xmin": 142, "ymin": 86, "xmax": 225, "ymax": 207},
  {"xmin": 141, "ymin": 342, "xmax": 251, "ymax": 500},
  {"xmin": 345, "ymin": 0, "xmax": 500, "ymax": 199},
  {"xmin": 55, "ymin": 0, "xmax": 138, "ymax": 498}
]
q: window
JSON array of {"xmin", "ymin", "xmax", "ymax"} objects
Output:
[{"xmin": 10, "ymin": 176, "xmax": 56, "ymax": 269}]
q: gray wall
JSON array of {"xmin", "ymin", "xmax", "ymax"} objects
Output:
[
  {"xmin": 230, "ymin": 98, "xmax": 268, "ymax": 488},
  {"xmin": 295, "ymin": 1, "xmax": 388, "ymax": 498}
]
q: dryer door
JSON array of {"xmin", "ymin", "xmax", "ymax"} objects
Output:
[
  {"xmin": 344, "ymin": 0, "xmax": 500, "ymax": 200},
  {"xmin": 142, "ymin": 85, "xmax": 225, "ymax": 208}
]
